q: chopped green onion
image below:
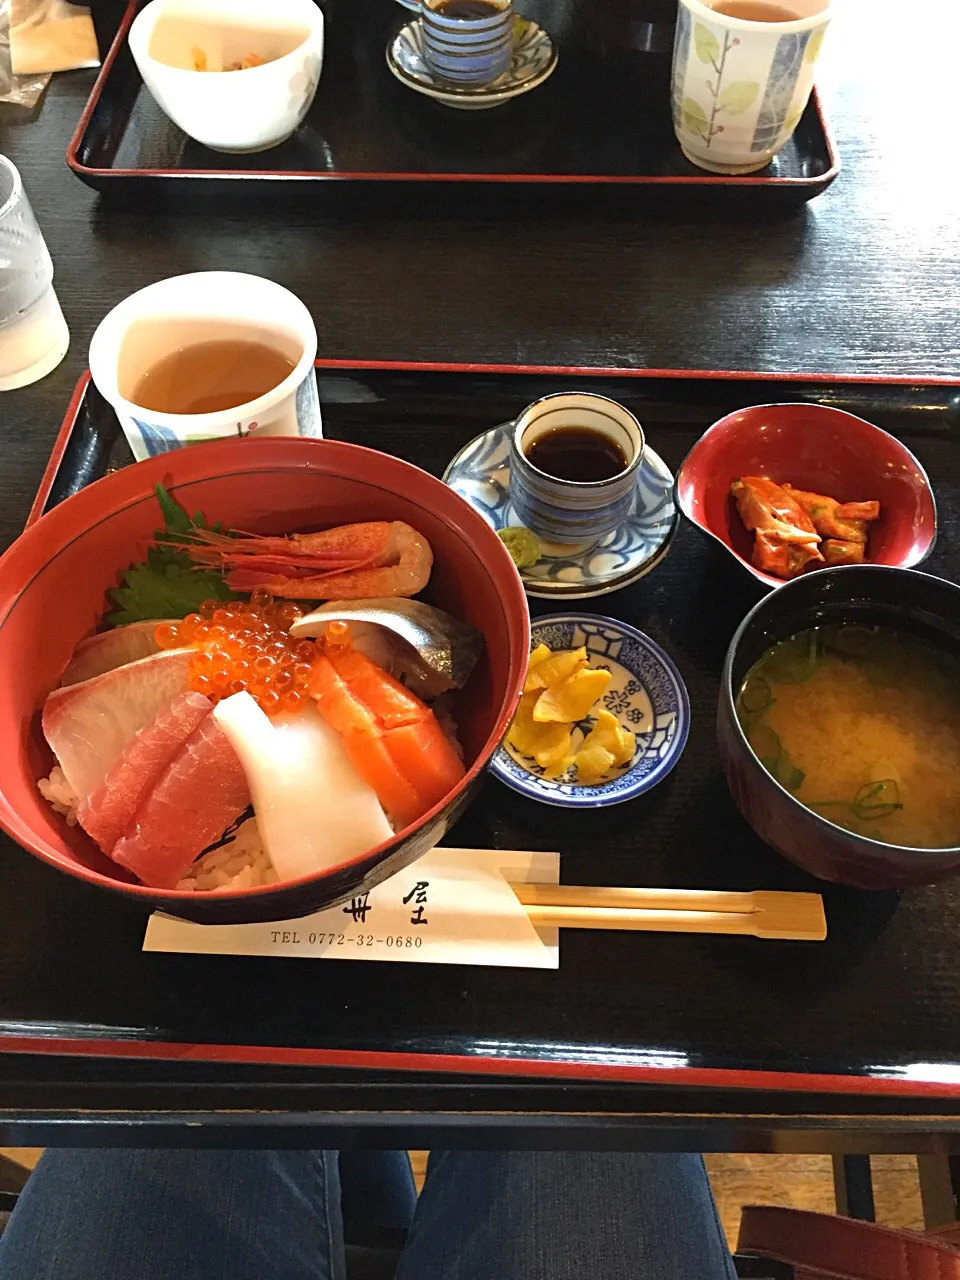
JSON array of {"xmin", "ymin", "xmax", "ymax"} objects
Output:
[
  {"xmin": 853, "ymin": 779, "xmax": 902, "ymax": 821},
  {"xmin": 739, "ymin": 674, "xmax": 772, "ymax": 715}
]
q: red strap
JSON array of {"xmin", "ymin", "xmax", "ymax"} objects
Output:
[{"xmin": 737, "ymin": 1206, "xmax": 960, "ymax": 1280}]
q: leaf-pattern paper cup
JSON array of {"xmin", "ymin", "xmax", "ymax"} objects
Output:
[{"xmin": 671, "ymin": 0, "xmax": 830, "ymax": 174}]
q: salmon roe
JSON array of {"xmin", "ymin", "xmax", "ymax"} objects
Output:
[{"xmin": 155, "ymin": 595, "xmax": 317, "ymax": 716}]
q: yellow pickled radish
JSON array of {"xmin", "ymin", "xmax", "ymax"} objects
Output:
[
  {"xmin": 532, "ymin": 724, "xmax": 573, "ymax": 769},
  {"xmin": 574, "ymin": 743, "xmax": 616, "ymax": 785},
  {"xmin": 542, "ymin": 753, "xmax": 576, "ymax": 780},
  {"xmin": 506, "ymin": 691, "xmax": 545, "ymax": 756},
  {"xmin": 581, "ymin": 708, "xmax": 636, "ymax": 766},
  {"xmin": 524, "ymin": 646, "xmax": 588, "ymax": 692},
  {"xmin": 533, "ymin": 667, "xmax": 612, "ymax": 723},
  {"xmin": 526, "ymin": 643, "xmax": 552, "ymax": 672}
]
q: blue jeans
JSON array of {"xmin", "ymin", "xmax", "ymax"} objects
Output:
[{"xmin": 0, "ymin": 1148, "xmax": 736, "ymax": 1280}]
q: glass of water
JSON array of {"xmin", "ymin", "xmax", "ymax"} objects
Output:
[{"xmin": 0, "ymin": 155, "xmax": 69, "ymax": 391}]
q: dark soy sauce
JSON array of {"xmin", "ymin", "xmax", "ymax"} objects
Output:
[
  {"xmin": 525, "ymin": 427, "xmax": 628, "ymax": 482},
  {"xmin": 433, "ymin": 0, "xmax": 504, "ymax": 17}
]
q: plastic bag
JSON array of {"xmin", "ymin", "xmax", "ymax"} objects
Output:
[
  {"xmin": 0, "ymin": 0, "xmax": 98, "ymax": 105},
  {"xmin": 0, "ymin": 0, "xmax": 49, "ymax": 105}
]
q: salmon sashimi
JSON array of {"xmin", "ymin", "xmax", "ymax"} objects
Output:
[
  {"xmin": 214, "ymin": 694, "xmax": 392, "ymax": 883},
  {"xmin": 380, "ymin": 721, "xmax": 465, "ymax": 813},
  {"xmin": 60, "ymin": 620, "xmax": 176, "ymax": 687},
  {"xmin": 308, "ymin": 654, "xmax": 423, "ymax": 826},
  {"xmin": 110, "ymin": 715, "xmax": 250, "ymax": 889},
  {"xmin": 77, "ymin": 692, "xmax": 213, "ymax": 853},
  {"xmin": 326, "ymin": 648, "xmax": 427, "ymax": 729},
  {"xmin": 308, "ymin": 638, "xmax": 466, "ymax": 829},
  {"xmin": 42, "ymin": 648, "xmax": 193, "ymax": 801}
]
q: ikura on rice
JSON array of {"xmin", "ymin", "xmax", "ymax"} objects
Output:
[{"xmin": 37, "ymin": 490, "xmax": 482, "ymax": 893}]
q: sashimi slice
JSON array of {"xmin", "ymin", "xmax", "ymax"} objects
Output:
[
  {"xmin": 214, "ymin": 693, "xmax": 392, "ymax": 883},
  {"xmin": 76, "ymin": 692, "xmax": 212, "ymax": 853},
  {"xmin": 308, "ymin": 654, "xmax": 422, "ymax": 826},
  {"xmin": 60, "ymin": 620, "xmax": 176, "ymax": 687},
  {"xmin": 382, "ymin": 721, "xmax": 465, "ymax": 814},
  {"xmin": 326, "ymin": 649, "xmax": 426, "ymax": 729},
  {"xmin": 110, "ymin": 716, "xmax": 250, "ymax": 889},
  {"xmin": 42, "ymin": 649, "xmax": 193, "ymax": 801}
]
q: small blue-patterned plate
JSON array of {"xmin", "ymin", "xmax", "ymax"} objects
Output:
[
  {"xmin": 491, "ymin": 614, "xmax": 690, "ymax": 808},
  {"xmin": 443, "ymin": 421, "xmax": 677, "ymax": 599}
]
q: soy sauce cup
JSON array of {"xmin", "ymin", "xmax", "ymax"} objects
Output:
[
  {"xmin": 421, "ymin": 0, "xmax": 513, "ymax": 87},
  {"xmin": 509, "ymin": 393, "xmax": 645, "ymax": 546}
]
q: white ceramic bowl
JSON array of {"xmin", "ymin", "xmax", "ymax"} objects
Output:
[{"xmin": 129, "ymin": 0, "xmax": 324, "ymax": 154}]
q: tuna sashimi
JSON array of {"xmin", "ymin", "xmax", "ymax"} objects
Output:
[
  {"xmin": 214, "ymin": 693, "xmax": 392, "ymax": 883},
  {"xmin": 60, "ymin": 620, "xmax": 175, "ymax": 687},
  {"xmin": 42, "ymin": 648, "xmax": 193, "ymax": 801},
  {"xmin": 109, "ymin": 716, "xmax": 250, "ymax": 889},
  {"xmin": 77, "ymin": 692, "xmax": 212, "ymax": 853}
]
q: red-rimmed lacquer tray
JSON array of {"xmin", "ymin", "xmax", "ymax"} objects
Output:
[
  {"xmin": 8, "ymin": 360, "xmax": 960, "ymax": 1139},
  {"xmin": 67, "ymin": 0, "xmax": 839, "ymax": 209}
]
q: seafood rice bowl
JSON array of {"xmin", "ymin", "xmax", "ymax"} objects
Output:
[{"xmin": 0, "ymin": 437, "xmax": 529, "ymax": 924}]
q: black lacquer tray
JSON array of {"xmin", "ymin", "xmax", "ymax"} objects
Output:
[
  {"xmin": 8, "ymin": 359, "xmax": 960, "ymax": 1129},
  {"xmin": 67, "ymin": 0, "xmax": 839, "ymax": 208}
]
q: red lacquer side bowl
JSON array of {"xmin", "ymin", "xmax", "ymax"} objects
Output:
[
  {"xmin": 0, "ymin": 437, "xmax": 529, "ymax": 924},
  {"xmin": 675, "ymin": 403, "xmax": 937, "ymax": 589}
]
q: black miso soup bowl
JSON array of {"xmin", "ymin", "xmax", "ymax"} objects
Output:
[{"xmin": 718, "ymin": 565, "xmax": 960, "ymax": 890}]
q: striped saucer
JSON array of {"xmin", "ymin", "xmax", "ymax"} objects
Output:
[{"xmin": 386, "ymin": 16, "xmax": 557, "ymax": 110}]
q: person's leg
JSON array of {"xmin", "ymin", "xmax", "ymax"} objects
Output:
[
  {"xmin": 338, "ymin": 1151, "xmax": 417, "ymax": 1240},
  {"xmin": 0, "ymin": 1148, "xmax": 346, "ymax": 1280},
  {"xmin": 396, "ymin": 1151, "xmax": 736, "ymax": 1280}
]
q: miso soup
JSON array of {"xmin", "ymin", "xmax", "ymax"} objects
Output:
[{"xmin": 736, "ymin": 623, "xmax": 960, "ymax": 849}]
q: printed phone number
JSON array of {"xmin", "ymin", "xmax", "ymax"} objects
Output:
[{"xmin": 269, "ymin": 930, "xmax": 425, "ymax": 949}]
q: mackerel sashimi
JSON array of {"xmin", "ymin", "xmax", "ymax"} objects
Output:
[
  {"xmin": 76, "ymin": 692, "xmax": 213, "ymax": 852},
  {"xmin": 42, "ymin": 648, "xmax": 193, "ymax": 800},
  {"xmin": 110, "ymin": 715, "xmax": 251, "ymax": 889}
]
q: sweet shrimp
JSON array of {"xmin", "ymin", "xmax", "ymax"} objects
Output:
[{"xmin": 182, "ymin": 520, "xmax": 433, "ymax": 600}]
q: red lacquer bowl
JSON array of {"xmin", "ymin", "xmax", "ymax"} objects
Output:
[
  {"xmin": 675, "ymin": 403, "xmax": 937, "ymax": 589},
  {"xmin": 0, "ymin": 437, "xmax": 529, "ymax": 924}
]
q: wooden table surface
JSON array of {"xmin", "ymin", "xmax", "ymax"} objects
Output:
[{"xmin": 1, "ymin": 0, "xmax": 959, "ymax": 1146}]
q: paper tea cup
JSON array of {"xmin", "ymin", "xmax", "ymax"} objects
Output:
[
  {"xmin": 89, "ymin": 271, "xmax": 321, "ymax": 462},
  {"xmin": 671, "ymin": 0, "xmax": 830, "ymax": 175}
]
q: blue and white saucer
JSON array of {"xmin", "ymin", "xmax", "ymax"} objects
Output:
[
  {"xmin": 492, "ymin": 614, "xmax": 690, "ymax": 808},
  {"xmin": 443, "ymin": 422, "xmax": 677, "ymax": 599},
  {"xmin": 387, "ymin": 17, "xmax": 557, "ymax": 110}
]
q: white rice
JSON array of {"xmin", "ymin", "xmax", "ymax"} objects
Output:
[
  {"xmin": 38, "ymin": 767, "xmax": 275, "ymax": 892},
  {"xmin": 175, "ymin": 817, "xmax": 278, "ymax": 893},
  {"xmin": 38, "ymin": 766, "xmax": 80, "ymax": 825}
]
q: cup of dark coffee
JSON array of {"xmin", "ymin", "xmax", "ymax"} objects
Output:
[{"xmin": 420, "ymin": 0, "xmax": 514, "ymax": 87}]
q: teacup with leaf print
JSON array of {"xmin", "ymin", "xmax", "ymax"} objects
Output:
[{"xmin": 671, "ymin": 0, "xmax": 830, "ymax": 175}]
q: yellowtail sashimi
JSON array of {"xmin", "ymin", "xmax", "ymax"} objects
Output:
[
  {"xmin": 214, "ymin": 693, "xmax": 392, "ymax": 883},
  {"xmin": 42, "ymin": 648, "xmax": 193, "ymax": 800},
  {"xmin": 60, "ymin": 619, "xmax": 176, "ymax": 687}
]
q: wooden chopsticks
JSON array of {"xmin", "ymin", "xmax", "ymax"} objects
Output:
[{"xmin": 509, "ymin": 883, "xmax": 827, "ymax": 941}]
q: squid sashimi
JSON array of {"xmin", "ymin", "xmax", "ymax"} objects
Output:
[
  {"xmin": 213, "ymin": 693, "xmax": 392, "ymax": 882},
  {"xmin": 60, "ymin": 620, "xmax": 176, "ymax": 688},
  {"xmin": 309, "ymin": 637, "xmax": 466, "ymax": 829},
  {"xmin": 42, "ymin": 648, "xmax": 193, "ymax": 800},
  {"xmin": 78, "ymin": 692, "xmax": 212, "ymax": 852},
  {"xmin": 110, "ymin": 715, "xmax": 250, "ymax": 889}
]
